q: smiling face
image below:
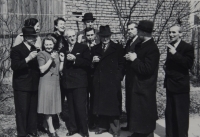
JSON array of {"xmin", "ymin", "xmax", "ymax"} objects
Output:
[
  {"xmin": 44, "ymin": 39, "xmax": 54, "ymax": 53},
  {"xmin": 169, "ymin": 26, "xmax": 182, "ymax": 43},
  {"xmin": 34, "ymin": 22, "xmax": 40, "ymax": 33},
  {"xmin": 55, "ymin": 20, "xmax": 65, "ymax": 33},
  {"xmin": 127, "ymin": 23, "xmax": 137, "ymax": 39}
]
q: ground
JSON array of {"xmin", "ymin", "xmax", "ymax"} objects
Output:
[{"xmin": 1, "ymin": 114, "xmax": 200, "ymax": 137}]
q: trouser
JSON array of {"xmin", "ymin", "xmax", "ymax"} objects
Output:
[
  {"xmin": 87, "ymin": 75, "xmax": 97, "ymax": 128},
  {"xmin": 165, "ymin": 90, "xmax": 189, "ymax": 137},
  {"xmin": 66, "ymin": 87, "xmax": 88, "ymax": 135},
  {"xmin": 14, "ymin": 90, "xmax": 38, "ymax": 136},
  {"xmin": 98, "ymin": 115, "xmax": 120, "ymax": 136}
]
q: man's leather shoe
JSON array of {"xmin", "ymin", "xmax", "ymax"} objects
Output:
[
  {"xmin": 66, "ymin": 131, "xmax": 77, "ymax": 136},
  {"xmin": 81, "ymin": 134, "xmax": 89, "ymax": 137},
  {"xmin": 95, "ymin": 129, "xmax": 108, "ymax": 134},
  {"xmin": 27, "ymin": 132, "xmax": 39, "ymax": 137},
  {"xmin": 113, "ymin": 135, "xmax": 120, "ymax": 137},
  {"xmin": 49, "ymin": 132, "xmax": 59, "ymax": 137},
  {"xmin": 121, "ymin": 126, "xmax": 129, "ymax": 131}
]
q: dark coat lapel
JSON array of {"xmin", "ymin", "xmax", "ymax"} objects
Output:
[
  {"xmin": 70, "ymin": 42, "xmax": 79, "ymax": 54},
  {"xmin": 129, "ymin": 36, "xmax": 141, "ymax": 52},
  {"xmin": 175, "ymin": 40, "xmax": 183, "ymax": 52},
  {"xmin": 101, "ymin": 41, "xmax": 117, "ymax": 60}
]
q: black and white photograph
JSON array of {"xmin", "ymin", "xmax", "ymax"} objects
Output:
[{"xmin": 0, "ymin": 0, "xmax": 200, "ymax": 137}]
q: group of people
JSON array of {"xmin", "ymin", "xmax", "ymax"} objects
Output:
[{"xmin": 10, "ymin": 12, "xmax": 194, "ymax": 137}]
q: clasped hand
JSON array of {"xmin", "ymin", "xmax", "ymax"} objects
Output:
[
  {"xmin": 92, "ymin": 56, "xmax": 100, "ymax": 63},
  {"xmin": 124, "ymin": 52, "xmax": 137, "ymax": 61},
  {"xmin": 67, "ymin": 54, "xmax": 76, "ymax": 61}
]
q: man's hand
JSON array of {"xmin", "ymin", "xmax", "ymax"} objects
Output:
[
  {"xmin": 67, "ymin": 54, "xmax": 76, "ymax": 61},
  {"xmin": 166, "ymin": 44, "xmax": 176, "ymax": 55},
  {"xmin": 25, "ymin": 51, "xmax": 37, "ymax": 62},
  {"xmin": 92, "ymin": 56, "xmax": 100, "ymax": 63},
  {"xmin": 124, "ymin": 52, "xmax": 137, "ymax": 61}
]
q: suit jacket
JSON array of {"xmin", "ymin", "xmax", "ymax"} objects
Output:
[
  {"xmin": 10, "ymin": 42, "xmax": 40, "ymax": 91},
  {"xmin": 92, "ymin": 40, "xmax": 125, "ymax": 116},
  {"xmin": 60, "ymin": 42, "xmax": 91, "ymax": 89},
  {"xmin": 164, "ymin": 40, "xmax": 194, "ymax": 93}
]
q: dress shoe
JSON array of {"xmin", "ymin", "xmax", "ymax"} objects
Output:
[
  {"xmin": 121, "ymin": 126, "xmax": 129, "ymax": 131},
  {"xmin": 48, "ymin": 132, "xmax": 59, "ymax": 137},
  {"xmin": 81, "ymin": 134, "xmax": 89, "ymax": 137},
  {"xmin": 113, "ymin": 135, "xmax": 120, "ymax": 137},
  {"xmin": 95, "ymin": 129, "xmax": 108, "ymax": 134},
  {"xmin": 66, "ymin": 131, "xmax": 78, "ymax": 136},
  {"xmin": 27, "ymin": 132, "xmax": 39, "ymax": 137}
]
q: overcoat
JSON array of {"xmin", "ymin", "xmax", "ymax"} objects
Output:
[
  {"xmin": 128, "ymin": 38, "xmax": 160, "ymax": 133},
  {"xmin": 92, "ymin": 40, "xmax": 125, "ymax": 116}
]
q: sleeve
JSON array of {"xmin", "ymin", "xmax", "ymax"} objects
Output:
[
  {"xmin": 73, "ymin": 46, "xmax": 91, "ymax": 67},
  {"xmin": 171, "ymin": 45, "xmax": 194, "ymax": 69},
  {"xmin": 13, "ymin": 34, "xmax": 23, "ymax": 47},
  {"xmin": 10, "ymin": 47, "xmax": 28, "ymax": 71},
  {"xmin": 118, "ymin": 44, "xmax": 126, "ymax": 80},
  {"xmin": 131, "ymin": 47, "xmax": 160, "ymax": 76},
  {"xmin": 37, "ymin": 52, "xmax": 46, "ymax": 67}
]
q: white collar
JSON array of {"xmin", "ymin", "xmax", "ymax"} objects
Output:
[
  {"xmin": 142, "ymin": 37, "xmax": 151, "ymax": 44},
  {"xmin": 173, "ymin": 39, "xmax": 181, "ymax": 49},
  {"xmin": 132, "ymin": 35, "xmax": 138, "ymax": 43},
  {"xmin": 23, "ymin": 42, "xmax": 31, "ymax": 51}
]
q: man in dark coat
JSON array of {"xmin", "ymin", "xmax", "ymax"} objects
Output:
[
  {"xmin": 77, "ymin": 12, "xmax": 100, "ymax": 44},
  {"xmin": 60, "ymin": 29, "xmax": 90, "ymax": 137},
  {"xmin": 10, "ymin": 27, "xmax": 40, "ymax": 137},
  {"xmin": 125, "ymin": 20, "xmax": 160, "ymax": 137},
  {"xmin": 122, "ymin": 21, "xmax": 141, "ymax": 131},
  {"xmin": 92, "ymin": 25, "xmax": 125, "ymax": 137},
  {"xmin": 84, "ymin": 28, "xmax": 100, "ymax": 130},
  {"xmin": 164, "ymin": 25, "xmax": 194, "ymax": 137}
]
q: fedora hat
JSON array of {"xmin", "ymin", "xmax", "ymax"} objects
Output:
[
  {"xmin": 97, "ymin": 25, "xmax": 113, "ymax": 37},
  {"xmin": 136, "ymin": 20, "xmax": 154, "ymax": 33},
  {"xmin": 82, "ymin": 13, "xmax": 96, "ymax": 22},
  {"xmin": 20, "ymin": 26, "xmax": 37, "ymax": 36}
]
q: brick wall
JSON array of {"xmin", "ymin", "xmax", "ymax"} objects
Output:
[{"xmin": 63, "ymin": 0, "xmax": 191, "ymax": 86}]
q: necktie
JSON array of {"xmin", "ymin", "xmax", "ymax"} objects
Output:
[{"xmin": 102, "ymin": 44, "xmax": 106, "ymax": 52}]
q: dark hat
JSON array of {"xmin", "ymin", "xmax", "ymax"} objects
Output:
[
  {"xmin": 97, "ymin": 25, "xmax": 113, "ymax": 37},
  {"xmin": 136, "ymin": 20, "xmax": 154, "ymax": 33},
  {"xmin": 82, "ymin": 13, "xmax": 96, "ymax": 22},
  {"xmin": 20, "ymin": 26, "xmax": 37, "ymax": 36}
]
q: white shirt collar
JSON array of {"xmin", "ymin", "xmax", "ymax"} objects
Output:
[
  {"xmin": 173, "ymin": 39, "xmax": 181, "ymax": 49},
  {"xmin": 23, "ymin": 42, "xmax": 31, "ymax": 51},
  {"xmin": 142, "ymin": 37, "xmax": 151, "ymax": 44},
  {"xmin": 132, "ymin": 35, "xmax": 138, "ymax": 43}
]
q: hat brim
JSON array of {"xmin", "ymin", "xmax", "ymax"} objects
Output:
[
  {"xmin": 136, "ymin": 26, "xmax": 155, "ymax": 33},
  {"xmin": 97, "ymin": 32, "xmax": 113, "ymax": 37},
  {"xmin": 82, "ymin": 18, "xmax": 96, "ymax": 22},
  {"xmin": 20, "ymin": 34, "xmax": 38, "ymax": 36}
]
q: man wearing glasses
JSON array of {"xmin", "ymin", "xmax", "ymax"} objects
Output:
[{"xmin": 77, "ymin": 12, "xmax": 100, "ymax": 44}]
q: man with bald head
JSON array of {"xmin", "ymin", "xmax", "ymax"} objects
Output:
[
  {"xmin": 60, "ymin": 29, "xmax": 90, "ymax": 137},
  {"xmin": 164, "ymin": 25, "xmax": 194, "ymax": 137}
]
